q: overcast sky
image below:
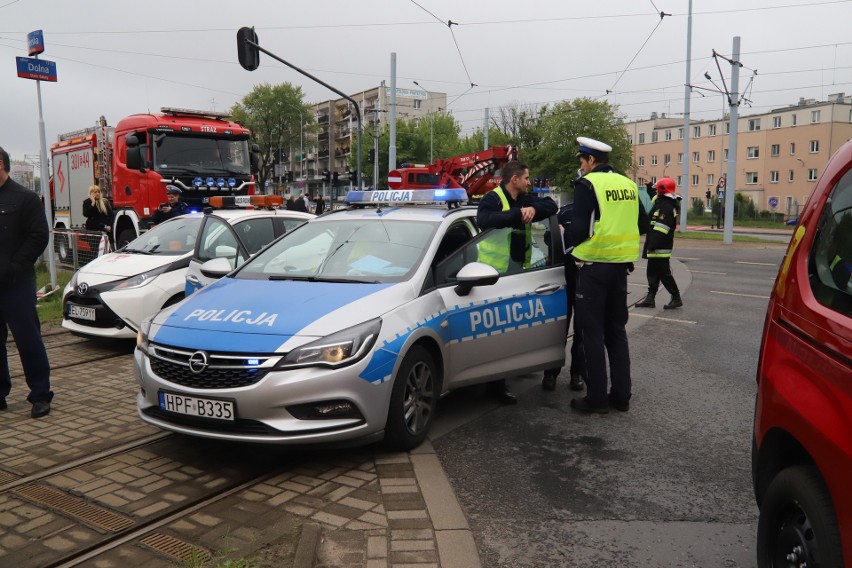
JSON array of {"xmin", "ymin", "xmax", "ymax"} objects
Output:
[{"xmin": 2, "ymin": 0, "xmax": 851, "ymax": 164}]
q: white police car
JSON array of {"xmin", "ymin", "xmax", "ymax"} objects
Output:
[
  {"xmin": 63, "ymin": 196, "xmax": 311, "ymax": 340},
  {"xmin": 134, "ymin": 189, "xmax": 568, "ymax": 450}
]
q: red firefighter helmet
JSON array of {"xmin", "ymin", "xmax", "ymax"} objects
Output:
[{"xmin": 656, "ymin": 177, "xmax": 677, "ymax": 197}]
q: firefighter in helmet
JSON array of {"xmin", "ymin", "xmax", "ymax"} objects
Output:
[{"xmin": 636, "ymin": 177, "xmax": 683, "ymax": 309}]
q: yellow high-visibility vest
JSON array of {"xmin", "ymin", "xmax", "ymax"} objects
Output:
[
  {"xmin": 478, "ymin": 186, "xmax": 532, "ymax": 272},
  {"xmin": 572, "ymin": 171, "xmax": 640, "ymax": 262}
]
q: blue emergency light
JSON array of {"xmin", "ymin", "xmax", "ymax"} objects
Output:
[{"xmin": 344, "ymin": 188, "xmax": 468, "ymax": 205}]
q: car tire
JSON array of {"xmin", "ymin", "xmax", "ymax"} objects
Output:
[
  {"xmin": 757, "ymin": 465, "xmax": 844, "ymax": 568},
  {"xmin": 54, "ymin": 232, "xmax": 72, "ymax": 266},
  {"xmin": 116, "ymin": 229, "xmax": 136, "ymax": 249},
  {"xmin": 384, "ymin": 345, "xmax": 439, "ymax": 451}
]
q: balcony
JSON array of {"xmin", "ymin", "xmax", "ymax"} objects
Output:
[{"xmin": 318, "ymin": 115, "xmax": 329, "ymax": 124}]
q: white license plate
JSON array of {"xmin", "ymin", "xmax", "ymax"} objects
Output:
[
  {"xmin": 158, "ymin": 391, "xmax": 235, "ymax": 421},
  {"xmin": 68, "ymin": 304, "xmax": 96, "ymax": 321}
]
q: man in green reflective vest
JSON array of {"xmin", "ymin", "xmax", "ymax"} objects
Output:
[
  {"xmin": 476, "ymin": 160, "xmax": 557, "ymax": 404},
  {"xmin": 569, "ymin": 137, "xmax": 649, "ymax": 414}
]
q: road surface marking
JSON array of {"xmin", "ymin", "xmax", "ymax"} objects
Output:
[
  {"xmin": 735, "ymin": 261, "xmax": 777, "ymax": 267},
  {"xmin": 692, "ymin": 270, "xmax": 727, "ymax": 275},
  {"xmin": 630, "ymin": 312, "xmax": 697, "ymax": 324},
  {"xmin": 674, "ymin": 256, "xmax": 701, "ymax": 260},
  {"xmin": 710, "ymin": 290, "xmax": 770, "ymax": 299}
]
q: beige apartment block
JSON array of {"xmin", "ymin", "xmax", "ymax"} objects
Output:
[{"xmin": 626, "ymin": 93, "xmax": 852, "ymax": 215}]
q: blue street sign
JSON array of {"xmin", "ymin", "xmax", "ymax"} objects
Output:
[
  {"xmin": 769, "ymin": 196, "xmax": 779, "ymax": 209},
  {"xmin": 27, "ymin": 30, "xmax": 45, "ymax": 56},
  {"xmin": 16, "ymin": 56, "xmax": 57, "ymax": 82}
]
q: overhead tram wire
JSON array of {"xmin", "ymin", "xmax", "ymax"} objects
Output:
[
  {"xmin": 606, "ymin": 10, "xmax": 671, "ymax": 95},
  {"xmin": 408, "ymin": 0, "xmax": 477, "ymax": 92}
]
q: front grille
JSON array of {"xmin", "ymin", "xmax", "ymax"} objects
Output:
[
  {"xmin": 64, "ymin": 294, "xmax": 126, "ymax": 329},
  {"xmin": 149, "ymin": 344, "xmax": 281, "ymax": 389}
]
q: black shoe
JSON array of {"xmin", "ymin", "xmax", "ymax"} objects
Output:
[
  {"xmin": 569, "ymin": 375, "xmax": 585, "ymax": 391},
  {"xmin": 0, "ymin": 399, "xmax": 7, "ymax": 410},
  {"xmin": 635, "ymin": 295, "xmax": 656, "ymax": 308},
  {"xmin": 664, "ymin": 297, "xmax": 683, "ymax": 309},
  {"xmin": 31, "ymin": 400, "xmax": 51, "ymax": 418},
  {"xmin": 489, "ymin": 381, "xmax": 518, "ymax": 405},
  {"xmin": 570, "ymin": 397, "xmax": 608, "ymax": 414},
  {"xmin": 608, "ymin": 394, "xmax": 630, "ymax": 412},
  {"xmin": 542, "ymin": 372, "xmax": 558, "ymax": 391}
]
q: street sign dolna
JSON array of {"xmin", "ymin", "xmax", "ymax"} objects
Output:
[{"xmin": 16, "ymin": 56, "xmax": 57, "ymax": 82}]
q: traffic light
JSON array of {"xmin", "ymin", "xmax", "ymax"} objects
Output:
[
  {"xmin": 332, "ymin": 171, "xmax": 339, "ymax": 184},
  {"xmin": 368, "ymin": 149, "xmax": 376, "ymax": 163},
  {"xmin": 323, "ymin": 170, "xmax": 331, "ymax": 183},
  {"xmin": 236, "ymin": 27, "xmax": 260, "ymax": 72},
  {"xmin": 285, "ymin": 170, "xmax": 293, "ymax": 182}
]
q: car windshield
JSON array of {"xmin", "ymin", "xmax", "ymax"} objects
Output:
[
  {"xmin": 122, "ymin": 216, "xmax": 202, "ymax": 255},
  {"xmin": 153, "ymin": 134, "xmax": 251, "ymax": 175},
  {"xmin": 237, "ymin": 219, "xmax": 438, "ymax": 283}
]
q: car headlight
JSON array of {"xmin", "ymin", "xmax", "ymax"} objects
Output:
[
  {"xmin": 136, "ymin": 317, "xmax": 152, "ymax": 352},
  {"xmin": 278, "ymin": 318, "xmax": 381, "ymax": 369},
  {"xmin": 114, "ymin": 265, "xmax": 170, "ymax": 291}
]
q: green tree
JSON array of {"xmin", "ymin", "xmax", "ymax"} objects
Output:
[
  {"xmin": 533, "ymin": 98, "xmax": 631, "ymax": 197},
  {"xmin": 230, "ymin": 83, "xmax": 315, "ymax": 191}
]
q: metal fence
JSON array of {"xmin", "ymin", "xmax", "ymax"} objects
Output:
[{"xmin": 53, "ymin": 228, "xmax": 113, "ymax": 271}]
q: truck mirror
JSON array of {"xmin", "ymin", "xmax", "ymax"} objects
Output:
[
  {"xmin": 125, "ymin": 134, "xmax": 143, "ymax": 170},
  {"xmin": 250, "ymin": 143, "xmax": 260, "ymax": 170},
  {"xmin": 236, "ymin": 27, "xmax": 260, "ymax": 72}
]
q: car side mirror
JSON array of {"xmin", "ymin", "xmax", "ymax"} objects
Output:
[
  {"xmin": 199, "ymin": 257, "xmax": 233, "ymax": 279},
  {"xmin": 454, "ymin": 261, "xmax": 499, "ymax": 296}
]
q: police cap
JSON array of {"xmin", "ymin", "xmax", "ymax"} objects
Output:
[
  {"xmin": 165, "ymin": 185, "xmax": 182, "ymax": 195},
  {"xmin": 576, "ymin": 137, "xmax": 612, "ymax": 158}
]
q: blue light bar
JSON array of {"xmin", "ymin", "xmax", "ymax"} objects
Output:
[{"xmin": 344, "ymin": 188, "xmax": 468, "ymax": 205}]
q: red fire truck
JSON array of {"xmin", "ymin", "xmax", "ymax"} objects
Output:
[
  {"xmin": 50, "ymin": 108, "xmax": 259, "ymax": 249},
  {"xmin": 386, "ymin": 145, "xmax": 518, "ymax": 198}
]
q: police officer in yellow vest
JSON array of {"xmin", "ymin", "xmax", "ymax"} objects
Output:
[
  {"xmin": 477, "ymin": 160, "xmax": 557, "ymax": 404},
  {"xmin": 569, "ymin": 137, "xmax": 649, "ymax": 414}
]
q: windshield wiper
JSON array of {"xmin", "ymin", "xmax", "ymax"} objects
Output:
[
  {"xmin": 267, "ymin": 275, "xmax": 379, "ymax": 283},
  {"xmin": 119, "ymin": 248, "xmax": 153, "ymax": 255}
]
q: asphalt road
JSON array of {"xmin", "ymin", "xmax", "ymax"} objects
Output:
[{"xmin": 431, "ymin": 239, "xmax": 788, "ymax": 568}]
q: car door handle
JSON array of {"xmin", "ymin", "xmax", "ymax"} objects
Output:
[
  {"xmin": 534, "ymin": 283, "xmax": 562, "ymax": 295},
  {"xmin": 186, "ymin": 274, "xmax": 200, "ymax": 285}
]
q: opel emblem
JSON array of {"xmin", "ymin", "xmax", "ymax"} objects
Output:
[
  {"xmin": 188, "ymin": 351, "xmax": 209, "ymax": 374},
  {"xmin": 76, "ymin": 282, "xmax": 89, "ymax": 295}
]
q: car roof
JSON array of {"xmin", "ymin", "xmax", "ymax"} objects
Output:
[
  {"xmin": 312, "ymin": 205, "xmax": 476, "ymax": 224},
  {"xmin": 187, "ymin": 209, "xmax": 314, "ymax": 223}
]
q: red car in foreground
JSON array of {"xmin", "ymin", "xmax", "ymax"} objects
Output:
[{"xmin": 753, "ymin": 139, "xmax": 852, "ymax": 567}]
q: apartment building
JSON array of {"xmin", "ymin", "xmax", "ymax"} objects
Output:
[
  {"xmin": 287, "ymin": 84, "xmax": 446, "ymax": 196},
  {"xmin": 626, "ymin": 93, "xmax": 852, "ymax": 215}
]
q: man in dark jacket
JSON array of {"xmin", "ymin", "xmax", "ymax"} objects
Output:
[
  {"xmin": 0, "ymin": 147, "xmax": 53, "ymax": 418},
  {"xmin": 477, "ymin": 160, "xmax": 558, "ymax": 404},
  {"xmin": 635, "ymin": 177, "xmax": 683, "ymax": 309}
]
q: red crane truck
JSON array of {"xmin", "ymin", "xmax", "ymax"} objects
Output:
[{"xmin": 50, "ymin": 107, "xmax": 259, "ymax": 253}]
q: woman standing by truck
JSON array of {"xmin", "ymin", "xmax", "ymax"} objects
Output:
[{"xmin": 82, "ymin": 184, "xmax": 114, "ymax": 246}]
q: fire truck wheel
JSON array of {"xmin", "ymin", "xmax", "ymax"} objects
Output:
[
  {"xmin": 54, "ymin": 234, "xmax": 72, "ymax": 266},
  {"xmin": 117, "ymin": 229, "xmax": 137, "ymax": 248}
]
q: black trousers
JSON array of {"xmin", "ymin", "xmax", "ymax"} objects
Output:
[
  {"xmin": 574, "ymin": 262, "xmax": 631, "ymax": 406},
  {"xmin": 646, "ymin": 257, "xmax": 680, "ymax": 297},
  {"xmin": 545, "ymin": 260, "xmax": 585, "ymax": 380},
  {"xmin": 0, "ymin": 276, "xmax": 53, "ymax": 403}
]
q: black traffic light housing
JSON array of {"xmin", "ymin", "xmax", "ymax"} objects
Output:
[
  {"xmin": 368, "ymin": 149, "xmax": 376, "ymax": 163},
  {"xmin": 332, "ymin": 171, "xmax": 339, "ymax": 184},
  {"xmin": 236, "ymin": 27, "xmax": 260, "ymax": 71},
  {"xmin": 323, "ymin": 169, "xmax": 331, "ymax": 183}
]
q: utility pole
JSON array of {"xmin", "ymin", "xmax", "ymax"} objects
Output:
[
  {"xmin": 679, "ymin": 0, "xmax": 693, "ymax": 232},
  {"xmin": 723, "ymin": 37, "xmax": 742, "ymax": 245},
  {"xmin": 483, "ymin": 107, "xmax": 489, "ymax": 149},
  {"xmin": 389, "ymin": 53, "xmax": 397, "ymax": 173}
]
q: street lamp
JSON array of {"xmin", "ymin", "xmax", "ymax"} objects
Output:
[{"xmin": 413, "ymin": 81, "xmax": 434, "ymax": 163}]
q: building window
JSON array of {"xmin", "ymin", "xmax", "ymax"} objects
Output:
[
  {"xmin": 678, "ymin": 128, "xmax": 684, "ymax": 139},
  {"xmin": 811, "ymin": 110, "xmax": 821, "ymax": 123},
  {"xmin": 770, "ymin": 170, "xmax": 779, "ymax": 183},
  {"xmin": 678, "ymin": 153, "xmax": 683, "ymax": 164},
  {"xmin": 628, "ymin": 135, "xmax": 633, "ymax": 144},
  {"xmin": 748, "ymin": 118, "xmax": 761, "ymax": 131},
  {"xmin": 665, "ymin": 129, "xmax": 672, "ymax": 141},
  {"xmin": 792, "ymin": 113, "xmax": 797, "ymax": 126},
  {"xmin": 650, "ymin": 176, "xmax": 657, "ymax": 184},
  {"xmin": 651, "ymin": 131, "xmax": 658, "ymax": 143},
  {"xmin": 746, "ymin": 172, "xmax": 759, "ymax": 184},
  {"xmin": 772, "ymin": 116, "xmax": 781, "ymax": 128},
  {"xmin": 771, "ymin": 144, "xmax": 780, "ymax": 157},
  {"xmin": 708, "ymin": 124, "xmax": 717, "ymax": 136},
  {"xmin": 747, "ymin": 146, "xmax": 760, "ymax": 159},
  {"xmin": 692, "ymin": 151, "xmax": 700, "ymax": 163},
  {"xmin": 691, "ymin": 175, "xmax": 699, "ymax": 186},
  {"xmin": 693, "ymin": 126, "xmax": 701, "ymax": 138},
  {"xmin": 676, "ymin": 175, "xmax": 683, "ymax": 186},
  {"xmin": 413, "ymin": 99, "xmax": 422, "ymax": 109},
  {"xmin": 651, "ymin": 155, "xmax": 658, "ymax": 166},
  {"xmin": 637, "ymin": 177, "xmax": 645, "ymax": 186},
  {"xmin": 725, "ymin": 122, "xmax": 730, "ymax": 134},
  {"xmin": 638, "ymin": 156, "xmax": 645, "ymax": 166},
  {"xmin": 788, "ymin": 170, "xmax": 794, "ymax": 182},
  {"xmin": 808, "ymin": 168, "xmax": 818, "ymax": 181},
  {"xmin": 664, "ymin": 154, "xmax": 671, "ymax": 165},
  {"xmin": 785, "ymin": 196, "xmax": 793, "ymax": 213},
  {"xmin": 810, "ymin": 140, "xmax": 819, "ymax": 153},
  {"xmin": 707, "ymin": 174, "xmax": 715, "ymax": 186},
  {"xmin": 790, "ymin": 143, "xmax": 796, "ymax": 155},
  {"xmin": 723, "ymin": 149, "xmax": 729, "ymax": 161},
  {"xmin": 707, "ymin": 150, "xmax": 715, "ymax": 162},
  {"xmin": 639, "ymin": 133, "xmax": 645, "ymax": 144}
]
